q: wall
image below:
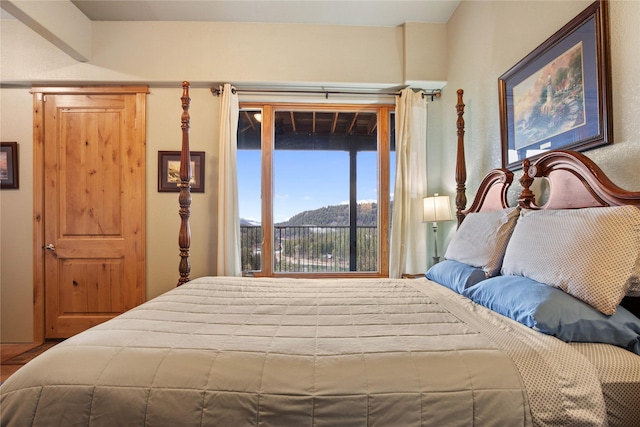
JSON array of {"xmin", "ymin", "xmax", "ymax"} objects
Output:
[
  {"xmin": 439, "ymin": 0, "xmax": 640, "ymax": 245},
  {"xmin": 0, "ymin": 16, "xmax": 446, "ymax": 342},
  {"xmin": 1, "ymin": 20, "xmax": 451, "ymax": 87},
  {"xmin": 0, "ymin": 89, "xmax": 34, "ymax": 341}
]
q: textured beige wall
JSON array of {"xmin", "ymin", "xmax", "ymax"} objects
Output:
[
  {"xmin": 0, "ymin": 89, "xmax": 34, "ymax": 342},
  {"xmin": 1, "ymin": 20, "xmax": 445, "ymax": 87},
  {"xmin": 403, "ymin": 22, "xmax": 448, "ymax": 87},
  {"xmin": 439, "ymin": 0, "xmax": 640, "ymax": 246}
]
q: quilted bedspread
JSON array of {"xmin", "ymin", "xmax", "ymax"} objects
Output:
[{"xmin": 1, "ymin": 277, "xmax": 607, "ymax": 426}]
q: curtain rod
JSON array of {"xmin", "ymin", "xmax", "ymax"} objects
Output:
[{"xmin": 210, "ymin": 86, "xmax": 442, "ymax": 101}]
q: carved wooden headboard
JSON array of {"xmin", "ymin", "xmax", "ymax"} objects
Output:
[{"xmin": 517, "ymin": 150, "xmax": 640, "ymax": 210}]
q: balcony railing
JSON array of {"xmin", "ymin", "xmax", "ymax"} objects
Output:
[{"xmin": 241, "ymin": 225, "xmax": 378, "ymax": 273}]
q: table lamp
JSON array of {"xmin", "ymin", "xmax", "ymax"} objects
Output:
[{"xmin": 423, "ymin": 193, "xmax": 453, "ymax": 265}]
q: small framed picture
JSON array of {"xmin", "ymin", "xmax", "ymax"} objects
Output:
[
  {"xmin": 158, "ymin": 151, "xmax": 205, "ymax": 193},
  {"xmin": 0, "ymin": 142, "xmax": 19, "ymax": 189}
]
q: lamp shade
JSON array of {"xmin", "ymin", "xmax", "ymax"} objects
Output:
[{"xmin": 423, "ymin": 194, "xmax": 453, "ymax": 223}]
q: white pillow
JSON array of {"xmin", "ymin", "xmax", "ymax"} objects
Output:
[
  {"xmin": 444, "ymin": 207, "xmax": 520, "ymax": 277},
  {"xmin": 501, "ymin": 206, "xmax": 640, "ymax": 315}
]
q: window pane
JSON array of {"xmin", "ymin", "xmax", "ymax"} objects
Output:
[
  {"xmin": 274, "ymin": 149, "xmax": 350, "ymax": 272},
  {"xmin": 273, "ymin": 110, "xmax": 378, "ymax": 273},
  {"xmin": 357, "ymin": 151, "xmax": 378, "ymax": 271},
  {"xmin": 237, "ymin": 110, "xmax": 262, "ymax": 273}
]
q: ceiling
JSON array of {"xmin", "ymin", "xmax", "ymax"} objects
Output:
[{"xmin": 68, "ymin": 0, "xmax": 461, "ymax": 26}]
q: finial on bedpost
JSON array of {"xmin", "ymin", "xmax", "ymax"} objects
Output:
[
  {"xmin": 455, "ymin": 89, "xmax": 467, "ymax": 227},
  {"xmin": 518, "ymin": 158, "xmax": 536, "ymax": 209},
  {"xmin": 177, "ymin": 81, "xmax": 192, "ymax": 286}
]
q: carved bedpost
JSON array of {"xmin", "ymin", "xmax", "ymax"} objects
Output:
[
  {"xmin": 455, "ymin": 89, "xmax": 467, "ymax": 227},
  {"xmin": 518, "ymin": 158, "xmax": 536, "ymax": 209},
  {"xmin": 177, "ymin": 81, "xmax": 192, "ymax": 286}
]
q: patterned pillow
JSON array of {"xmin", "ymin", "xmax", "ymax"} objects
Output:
[
  {"xmin": 444, "ymin": 207, "xmax": 519, "ymax": 277},
  {"xmin": 501, "ymin": 206, "xmax": 640, "ymax": 315}
]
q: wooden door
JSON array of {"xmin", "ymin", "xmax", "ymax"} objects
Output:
[{"xmin": 33, "ymin": 87, "xmax": 147, "ymax": 339}]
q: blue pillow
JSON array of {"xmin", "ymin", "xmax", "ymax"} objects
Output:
[
  {"xmin": 426, "ymin": 260, "xmax": 487, "ymax": 294},
  {"xmin": 462, "ymin": 275, "xmax": 640, "ymax": 355}
]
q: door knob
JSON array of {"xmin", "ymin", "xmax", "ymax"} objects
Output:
[{"xmin": 44, "ymin": 243, "xmax": 56, "ymax": 252}]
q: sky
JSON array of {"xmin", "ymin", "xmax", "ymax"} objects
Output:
[{"xmin": 238, "ymin": 150, "xmax": 395, "ymax": 223}]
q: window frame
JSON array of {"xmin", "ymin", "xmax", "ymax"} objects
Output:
[{"xmin": 239, "ymin": 102, "xmax": 394, "ymax": 278}]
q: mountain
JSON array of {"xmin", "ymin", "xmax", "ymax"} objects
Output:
[
  {"xmin": 276, "ymin": 202, "xmax": 378, "ymax": 227},
  {"xmin": 240, "ymin": 202, "xmax": 388, "ymax": 228}
]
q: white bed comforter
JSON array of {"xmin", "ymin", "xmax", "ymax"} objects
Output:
[{"xmin": 1, "ymin": 277, "xmax": 607, "ymax": 426}]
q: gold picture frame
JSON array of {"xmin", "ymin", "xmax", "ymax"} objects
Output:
[
  {"xmin": 158, "ymin": 151, "xmax": 205, "ymax": 193},
  {"xmin": 498, "ymin": 0, "xmax": 612, "ymax": 170}
]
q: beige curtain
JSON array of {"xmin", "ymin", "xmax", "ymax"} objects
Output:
[
  {"xmin": 389, "ymin": 88, "xmax": 428, "ymax": 278},
  {"xmin": 216, "ymin": 84, "xmax": 241, "ymax": 276}
]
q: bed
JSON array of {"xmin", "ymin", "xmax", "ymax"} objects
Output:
[{"xmin": 1, "ymin": 85, "xmax": 639, "ymax": 427}]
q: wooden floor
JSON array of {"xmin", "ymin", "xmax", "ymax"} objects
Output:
[{"xmin": 1, "ymin": 342, "xmax": 60, "ymax": 383}]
